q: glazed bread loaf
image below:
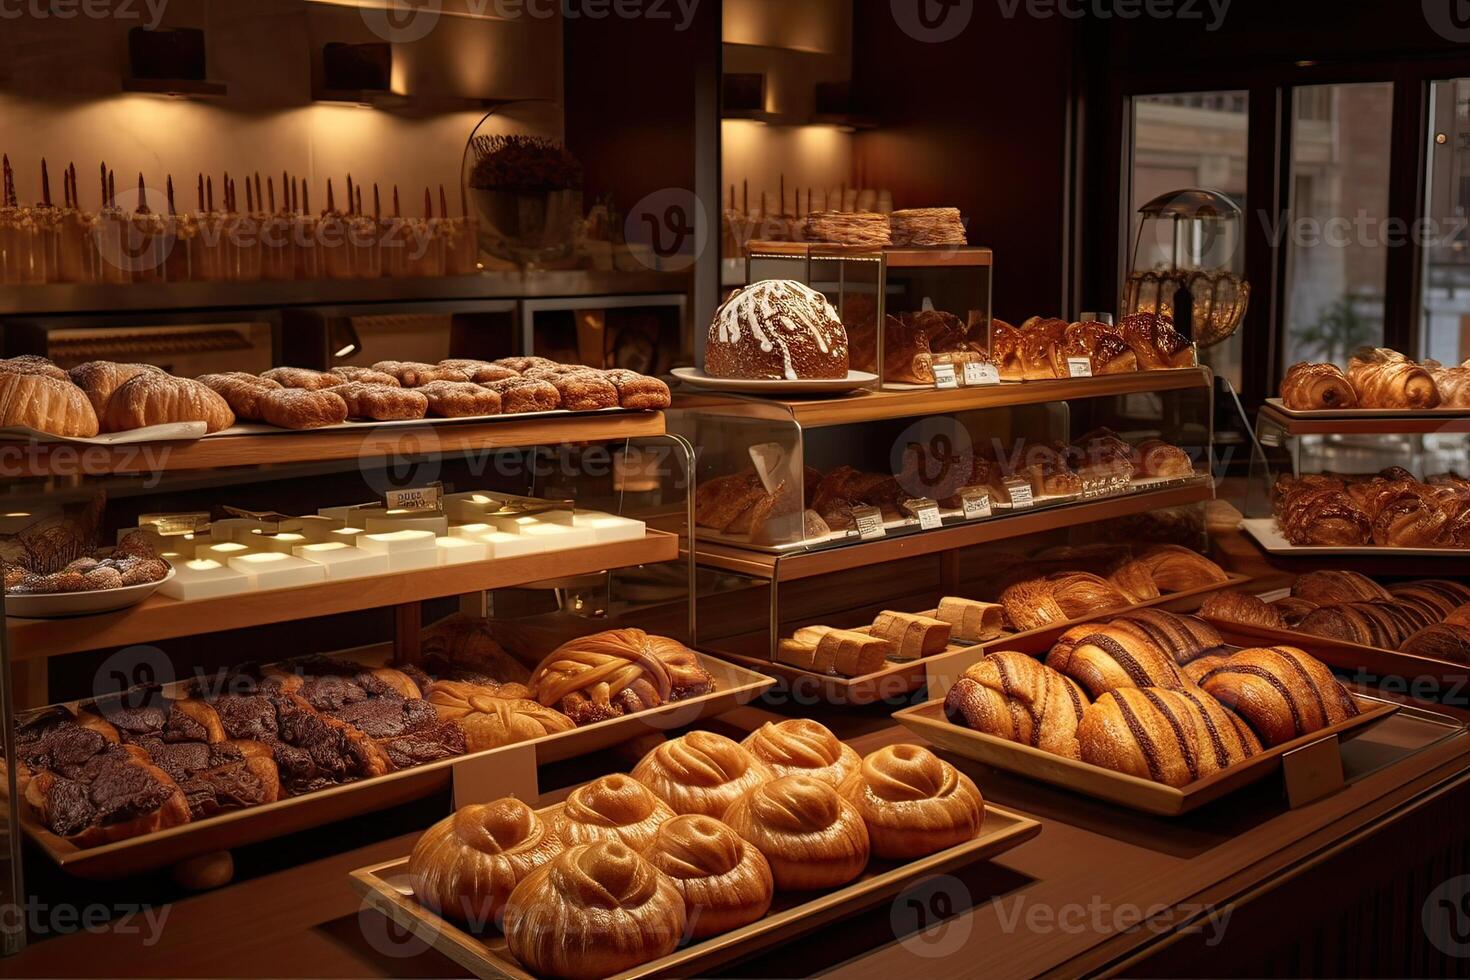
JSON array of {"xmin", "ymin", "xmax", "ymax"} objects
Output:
[
  {"xmin": 1078, "ymin": 686, "xmax": 1260, "ymax": 787},
  {"xmin": 740, "ymin": 719, "xmax": 861, "ymax": 786},
  {"xmin": 722, "ymin": 774, "xmax": 870, "ymax": 890},
  {"xmin": 407, "ymin": 798, "xmax": 561, "ymax": 925},
  {"xmin": 549, "ymin": 773, "xmax": 675, "ymax": 851},
  {"xmin": 943, "ymin": 651, "xmax": 1090, "ymax": 759},
  {"xmin": 1196, "ymin": 646, "xmax": 1359, "ymax": 746},
  {"xmin": 100, "ymin": 373, "xmax": 235, "ymax": 433},
  {"xmin": 838, "ymin": 744, "xmax": 984, "ymax": 859},
  {"xmin": 642, "ymin": 814, "xmax": 773, "ymax": 939},
  {"xmin": 631, "ymin": 730, "xmax": 773, "ymax": 818},
  {"xmin": 705, "ymin": 279, "xmax": 849, "ymax": 381}
]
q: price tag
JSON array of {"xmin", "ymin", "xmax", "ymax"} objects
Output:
[
  {"xmin": 748, "ymin": 441, "xmax": 787, "ymax": 495},
  {"xmin": 385, "ymin": 483, "xmax": 442, "ymax": 512},
  {"xmin": 1003, "ymin": 478, "xmax": 1034, "ymax": 509},
  {"xmin": 1066, "ymin": 357, "xmax": 1093, "ymax": 378},
  {"xmin": 964, "ymin": 362, "xmax": 1000, "ymax": 386},
  {"xmin": 905, "ymin": 498, "xmax": 942, "ymax": 530},
  {"xmin": 932, "ymin": 362, "xmax": 958, "ymax": 389},
  {"xmin": 853, "ymin": 505, "xmax": 886, "ymax": 540},
  {"xmin": 960, "ymin": 489, "xmax": 993, "ymax": 520}
]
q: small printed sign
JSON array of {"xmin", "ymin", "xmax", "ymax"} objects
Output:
[
  {"xmin": 854, "ymin": 505, "xmax": 887, "ymax": 540},
  {"xmin": 964, "ymin": 362, "xmax": 1000, "ymax": 386},
  {"xmin": 960, "ymin": 489, "xmax": 993, "ymax": 520},
  {"xmin": 385, "ymin": 483, "xmax": 442, "ymax": 512},
  {"xmin": 1004, "ymin": 478, "xmax": 1034, "ymax": 509},
  {"xmin": 910, "ymin": 498, "xmax": 942, "ymax": 530},
  {"xmin": 932, "ymin": 362, "xmax": 959, "ymax": 389},
  {"xmin": 1066, "ymin": 357, "xmax": 1094, "ymax": 378}
]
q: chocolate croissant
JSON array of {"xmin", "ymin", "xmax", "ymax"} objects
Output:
[
  {"xmin": 987, "ymin": 319, "xmax": 1026, "ymax": 381},
  {"xmin": 549, "ymin": 773, "xmax": 675, "ymax": 851},
  {"xmin": 408, "ymin": 798, "xmax": 561, "ymax": 926},
  {"xmin": 1046, "ymin": 623, "xmax": 1188, "ymax": 697},
  {"xmin": 528, "ymin": 629, "xmax": 714, "ymax": 725},
  {"xmin": 643, "ymin": 814, "xmax": 773, "ymax": 939},
  {"xmin": 1077, "ymin": 686, "xmax": 1260, "ymax": 787},
  {"xmin": 1297, "ymin": 601, "xmax": 1431, "ymax": 649},
  {"xmin": 1000, "ymin": 571, "xmax": 1129, "ymax": 632},
  {"xmin": 723, "ymin": 774, "xmax": 870, "ymax": 890},
  {"xmin": 1347, "ymin": 348, "xmax": 1441, "ymax": 409},
  {"xmin": 944, "ymin": 651, "xmax": 1090, "ymax": 759},
  {"xmin": 1389, "ymin": 580, "xmax": 1470, "ymax": 621},
  {"xmin": 631, "ymin": 730, "xmax": 773, "ymax": 818},
  {"xmin": 1280, "ymin": 361, "xmax": 1357, "ymax": 410},
  {"xmin": 838, "ymin": 744, "xmax": 984, "ymax": 859},
  {"xmin": 1197, "ymin": 646, "xmax": 1359, "ymax": 746},
  {"xmin": 1199, "ymin": 591, "xmax": 1287, "ymax": 631},
  {"xmin": 1291, "ymin": 569, "xmax": 1392, "ymax": 605},
  {"xmin": 740, "ymin": 719, "xmax": 861, "ymax": 786},
  {"xmin": 1401, "ymin": 623, "xmax": 1470, "ymax": 664},
  {"xmin": 502, "ymin": 841, "xmax": 685, "ymax": 980}
]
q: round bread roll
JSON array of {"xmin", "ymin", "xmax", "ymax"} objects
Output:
[
  {"xmin": 549, "ymin": 773, "xmax": 675, "ymax": 851},
  {"xmin": 722, "ymin": 774, "xmax": 869, "ymax": 890},
  {"xmin": 408, "ymin": 798, "xmax": 561, "ymax": 926},
  {"xmin": 631, "ymin": 730, "xmax": 773, "ymax": 817},
  {"xmin": 838, "ymin": 744, "xmax": 984, "ymax": 859},
  {"xmin": 502, "ymin": 840, "xmax": 685, "ymax": 980},
  {"xmin": 643, "ymin": 814, "xmax": 773, "ymax": 938},
  {"xmin": 740, "ymin": 718, "xmax": 860, "ymax": 786}
]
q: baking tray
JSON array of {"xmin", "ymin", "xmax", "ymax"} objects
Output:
[
  {"xmin": 707, "ymin": 574, "xmax": 1252, "ymax": 706},
  {"xmin": 349, "ymin": 802, "xmax": 1041, "ymax": 980},
  {"xmin": 893, "ymin": 693, "xmax": 1398, "ymax": 817},
  {"xmin": 1241, "ymin": 518, "xmax": 1468, "ymax": 557},
  {"xmin": 1262, "ymin": 397, "xmax": 1470, "ymax": 419},
  {"xmin": 18, "ymin": 655, "xmax": 775, "ymax": 879},
  {"xmin": 1203, "ymin": 618, "xmax": 1470, "ymax": 687}
]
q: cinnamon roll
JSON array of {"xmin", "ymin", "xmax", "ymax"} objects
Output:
[
  {"xmin": 722, "ymin": 775, "xmax": 870, "ymax": 890},
  {"xmin": 643, "ymin": 814, "xmax": 773, "ymax": 938}
]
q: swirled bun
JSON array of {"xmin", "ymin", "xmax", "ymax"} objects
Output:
[
  {"xmin": 407, "ymin": 798, "xmax": 561, "ymax": 926},
  {"xmin": 740, "ymin": 718, "xmax": 861, "ymax": 786},
  {"xmin": 548, "ymin": 773, "xmax": 675, "ymax": 851},
  {"xmin": 838, "ymin": 744, "xmax": 984, "ymax": 858},
  {"xmin": 502, "ymin": 840, "xmax": 685, "ymax": 980},
  {"xmin": 643, "ymin": 814, "xmax": 773, "ymax": 938},
  {"xmin": 631, "ymin": 730, "xmax": 773, "ymax": 817},
  {"xmin": 722, "ymin": 774, "xmax": 869, "ymax": 890}
]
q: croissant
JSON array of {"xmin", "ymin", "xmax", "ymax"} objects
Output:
[
  {"xmin": 100, "ymin": 373, "xmax": 235, "ymax": 433},
  {"xmin": 408, "ymin": 798, "xmax": 561, "ymax": 926},
  {"xmin": 1078, "ymin": 686, "xmax": 1260, "ymax": 787},
  {"xmin": 1401, "ymin": 623, "xmax": 1470, "ymax": 664},
  {"xmin": 426, "ymin": 689, "xmax": 573, "ymax": 752},
  {"xmin": 1017, "ymin": 316, "xmax": 1068, "ymax": 379},
  {"xmin": 723, "ymin": 774, "xmax": 870, "ymax": 890},
  {"xmin": 1347, "ymin": 348, "xmax": 1440, "ymax": 409},
  {"xmin": 1387, "ymin": 581, "xmax": 1470, "ymax": 621},
  {"xmin": 1060, "ymin": 320, "xmax": 1138, "ymax": 375},
  {"xmin": 944, "ymin": 651, "xmax": 1090, "ymax": 758},
  {"xmin": 1109, "ymin": 560, "xmax": 1161, "ymax": 603},
  {"xmin": 631, "ymin": 731, "xmax": 773, "ymax": 818},
  {"xmin": 643, "ymin": 814, "xmax": 773, "ymax": 939},
  {"xmin": 838, "ymin": 744, "xmax": 984, "ymax": 859},
  {"xmin": 1196, "ymin": 646, "xmax": 1359, "ymax": 746},
  {"xmin": 1109, "ymin": 608, "xmax": 1223, "ymax": 665},
  {"xmin": 547, "ymin": 774, "xmax": 675, "ymax": 851},
  {"xmin": 1431, "ymin": 364, "xmax": 1470, "ymax": 407},
  {"xmin": 1291, "ymin": 569, "xmax": 1391, "ymax": 604},
  {"xmin": 67, "ymin": 361, "xmax": 164, "ymax": 417},
  {"xmin": 740, "ymin": 719, "xmax": 861, "ymax": 786},
  {"xmin": 528, "ymin": 629, "xmax": 714, "ymax": 725},
  {"xmin": 502, "ymin": 841, "xmax": 685, "ymax": 980},
  {"xmin": 1272, "ymin": 596, "xmax": 1319, "ymax": 627},
  {"xmin": 1046, "ymin": 623, "xmax": 1187, "ymax": 697},
  {"xmin": 987, "ymin": 319, "xmax": 1026, "ymax": 381},
  {"xmin": 1000, "ymin": 572, "xmax": 1128, "ymax": 632},
  {"xmin": 1132, "ymin": 545, "xmax": 1228, "ymax": 592},
  {"xmin": 1199, "ymin": 592, "xmax": 1287, "ymax": 631},
  {"xmin": 0, "ymin": 370, "xmax": 100, "ymax": 438},
  {"xmin": 1296, "ymin": 601, "xmax": 1429, "ymax": 649},
  {"xmin": 1119, "ymin": 312, "xmax": 1196, "ymax": 370},
  {"xmin": 1280, "ymin": 361, "xmax": 1357, "ymax": 411}
]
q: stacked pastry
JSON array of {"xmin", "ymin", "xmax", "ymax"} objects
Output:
[
  {"xmin": 802, "ymin": 210, "xmax": 892, "ymax": 247},
  {"xmin": 405, "ymin": 722, "xmax": 985, "ymax": 976},
  {"xmin": 888, "ymin": 207, "xmax": 967, "ymax": 247},
  {"xmin": 1280, "ymin": 348, "xmax": 1470, "ymax": 410},
  {"xmin": 1271, "ymin": 469, "xmax": 1470, "ymax": 548},
  {"xmin": 1200, "ymin": 570, "xmax": 1470, "ymax": 664},
  {"xmin": 944, "ymin": 608, "xmax": 1361, "ymax": 785},
  {"xmin": 986, "ymin": 312, "xmax": 1193, "ymax": 382}
]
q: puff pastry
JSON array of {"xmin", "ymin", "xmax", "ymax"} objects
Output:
[
  {"xmin": 427, "ymin": 690, "xmax": 573, "ymax": 752},
  {"xmin": 740, "ymin": 718, "xmax": 861, "ymax": 786},
  {"xmin": 330, "ymin": 381, "xmax": 429, "ymax": 421},
  {"xmin": 838, "ymin": 744, "xmax": 984, "ymax": 858},
  {"xmin": 528, "ymin": 629, "xmax": 714, "ymax": 725},
  {"xmin": 631, "ymin": 730, "xmax": 773, "ymax": 817},
  {"xmin": 100, "ymin": 374, "xmax": 235, "ymax": 433},
  {"xmin": 197, "ymin": 372, "xmax": 282, "ymax": 420},
  {"xmin": 408, "ymin": 798, "xmax": 561, "ymax": 925},
  {"xmin": 722, "ymin": 774, "xmax": 870, "ymax": 890},
  {"xmin": 68, "ymin": 361, "xmax": 163, "ymax": 416},
  {"xmin": 0, "ymin": 370, "xmax": 99, "ymax": 437},
  {"xmin": 643, "ymin": 814, "xmax": 773, "ymax": 939},
  {"xmin": 548, "ymin": 773, "xmax": 675, "ymax": 850}
]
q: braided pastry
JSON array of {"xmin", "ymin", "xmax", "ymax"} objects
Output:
[
  {"xmin": 426, "ymin": 689, "xmax": 573, "ymax": 752},
  {"xmin": 528, "ymin": 629, "xmax": 714, "ymax": 725},
  {"xmin": 1196, "ymin": 646, "xmax": 1359, "ymax": 746},
  {"xmin": 1347, "ymin": 348, "xmax": 1440, "ymax": 408},
  {"xmin": 722, "ymin": 774, "xmax": 870, "ymax": 890},
  {"xmin": 838, "ymin": 744, "xmax": 984, "ymax": 859},
  {"xmin": 1280, "ymin": 361, "xmax": 1357, "ymax": 410},
  {"xmin": 631, "ymin": 731, "xmax": 773, "ymax": 817},
  {"xmin": 408, "ymin": 798, "xmax": 561, "ymax": 925},
  {"xmin": 643, "ymin": 814, "xmax": 773, "ymax": 939},
  {"xmin": 943, "ymin": 651, "xmax": 1090, "ymax": 758}
]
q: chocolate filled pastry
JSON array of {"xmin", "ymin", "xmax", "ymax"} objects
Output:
[
  {"xmin": 417, "ymin": 380, "xmax": 502, "ymax": 418},
  {"xmin": 631, "ymin": 730, "xmax": 773, "ymax": 817},
  {"xmin": 67, "ymin": 361, "xmax": 164, "ymax": 416},
  {"xmin": 371, "ymin": 360, "xmax": 470, "ymax": 387},
  {"xmin": 0, "ymin": 369, "xmax": 100, "ymax": 438},
  {"xmin": 197, "ymin": 372, "xmax": 282, "ymax": 420},
  {"xmin": 1281, "ymin": 361, "xmax": 1357, "ymax": 410},
  {"xmin": 482, "ymin": 376, "xmax": 561, "ymax": 413},
  {"xmin": 643, "ymin": 814, "xmax": 774, "ymax": 939},
  {"xmin": 601, "ymin": 368, "xmax": 672, "ymax": 409},
  {"xmin": 133, "ymin": 737, "xmax": 280, "ymax": 819},
  {"xmin": 330, "ymin": 382, "xmax": 429, "ymax": 421},
  {"xmin": 1110, "ymin": 609, "xmax": 1223, "ymax": 665},
  {"xmin": 1078, "ymin": 686, "xmax": 1260, "ymax": 786},
  {"xmin": 945, "ymin": 651, "xmax": 1091, "ymax": 758},
  {"xmin": 706, "ymin": 279, "xmax": 850, "ymax": 381},
  {"xmin": 260, "ymin": 367, "xmax": 338, "ymax": 390},
  {"xmin": 408, "ymin": 798, "xmax": 562, "ymax": 926},
  {"xmin": 548, "ymin": 773, "xmax": 675, "ymax": 850},
  {"xmin": 100, "ymin": 373, "xmax": 235, "ymax": 433},
  {"xmin": 528, "ymin": 629, "xmax": 714, "ymax": 725},
  {"xmin": 1197, "ymin": 646, "xmax": 1359, "ymax": 746},
  {"xmin": 536, "ymin": 370, "xmax": 619, "ymax": 411},
  {"xmin": 1347, "ymin": 347, "xmax": 1440, "ymax": 409},
  {"xmin": 1047, "ymin": 623, "xmax": 1188, "ymax": 696},
  {"xmin": 741, "ymin": 718, "xmax": 861, "ymax": 786},
  {"xmin": 1291, "ymin": 569, "xmax": 1391, "ymax": 604},
  {"xmin": 438, "ymin": 359, "xmax": 520, "ymax": 383},
  {"xmin": 1199, "ymin": 592, "xmax": 1287, "ymax": 631},
  {"xmin": 723, "ymin": 774, "xmax": 870, "ymax": 890},
  {"xmin": 328, "ymin": 365, "xmax": 402, "ymax": 387},
  {"xmin": 838, "ymin": 744, "xmax": 984, "ymax": 859},
  {"xmin": 501, "ymin": 840, "xmax": 685, "ymax": 980},
  {"xmin": 23, "ymin": 743, "xmax": 193, "ymax": 847},
  {"xmin": 101, "ymin": 696, "xmax": 225, "ymax": 745},
  {"xmin": 257, "ymin": 387, "xmax": 349, "ymax": 429}
]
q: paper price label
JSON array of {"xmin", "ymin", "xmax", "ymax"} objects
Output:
[
  {"xmin": 1003, "ymin": 478, "xmax": 1034, "ymax": 509},
  {"xmin": 853, "ymin": 505, "xmax": 887, "ymax": 540},
  {"xmin": 964, "ymin": 362, "xmax": 1000, "ymax": 386},
  {"xmin": 960, "ymin": 490, "xmax": 993, "ymax": 520},
  {"xmin": 1066, "ymin": 357, "xmax": 1093, "ymax": 378},
  {"xmin": 385, "ymin": 483, "xmax": 442, "ymax": 512},
  {"xmin": 932, "ymin": 362, "xmax": 958, "ymax": 389},
  {"xmin": 908, "ymin": 498, "xmax": 942, "ymax": 530}
]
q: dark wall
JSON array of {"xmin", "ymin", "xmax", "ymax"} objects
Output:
[{"xmin": 851, "ymin": 0, "xmax": 1081, "ymax": 321}]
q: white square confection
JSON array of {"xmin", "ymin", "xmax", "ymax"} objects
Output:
[
  {"xmin": 317, "ymin": 502, "xmax": 377, "ymax": 523},
  {"xmin": 480, "ymin": 531, "xmax": 544, "ymax": 559},
  {"xmin": 518, "ymin": 523, "xmax": 597, "ymax": 550},
  {"xmin": 248, "ymin": 531, "xmax": 310, "ymax": 554},
  {"xmin": 226, "ymin": 552, "xmax": 327, "ymax": 590},
  {"xmin": 572, "ymin": 512, "xmax": 647, "ymax": 543},
  {"xmin": 365, "ymin": 510, "xmax": 449, "ymax": 537},
  {"xmin": 490, "ymin": 514, "xmax": 543, "ymax": 535},
  {"xmin": 330, "ymin": 526, "xmax": 365, "ymax": 546},
  {"xmin": 292, "ymin": 542, "xmax": 390, "ymax": 579},
  {"xmin": 209, "ymin": 518, "xmax": 266, "ymax": 542},
  {"xmin": 196, "ymin": 541, "xmax": 253, "ymax": 563},
  {"xmin": 448, "ymin": 522, "xmax": 495, "ymax": 540},
  {"xmin": 436, "ymin": 536, "xmax": 489, "ymax": 564},
  {"xmin": 159, "ymin": 559, "xmax": 252, "ymax": 600},
  {"xmin": 356, "ymin": 529, "xmax": 438, "ymax": 553}
]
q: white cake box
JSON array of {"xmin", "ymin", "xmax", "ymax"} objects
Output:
[
  {"xmin": 573, "ymin": 512, "xmax": 646, "ymax": 543},
  {"xmin": 436, "ymin": 536, "xmax": 489, "ymax": 565},
  {"xmin": 518, "ymin": 522, "xmax": 597, "ymax": 550},
  {"xmin": 159, "ymin": 559, "xmax": 252, "ymax": 600},
  {"xmin": 226, "ymin": 552, "xmax": 328, "ymax": 590},
  {"xmin": 356, "ymin": 530, "xmax": 439, "ymax": 570},
  {"xmin": 196, "ymin": 541, "xmax": 254, "ymax": 564},
  {"xmin": 292, "ymin": 542, "xmax": 390, "ymax": 579}
]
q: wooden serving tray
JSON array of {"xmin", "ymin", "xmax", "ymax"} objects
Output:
[
  {"xmin": 349, "ymin": 803, "xmax": 1041, "ymax": 980},
  {"xmin": 893, "ymin": 693, "xmax": 1398, "ymax": 817},
  {"xmin": 710, "ymin": 574, "xmax": 1252, "ymax": 707},
  {"xmin": 20, "ymin": 655, "xmax": 775, "ymax": 879},
  {"xmin": 1204, "ymin": 618, "xmax": 1470, "ymax": 689}
]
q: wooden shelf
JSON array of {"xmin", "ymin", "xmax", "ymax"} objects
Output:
[
  {"xmin": 7, "ymin": 411, "xmax": 666, "ymax": 478},
  {"xmin": 673, "ymin": 368, "xmax": 1212, "ymax": 429},
  {"xmin": 1257, "ymin": 402, "xmax": 1470, "ymax": 436},
  {"xmin": 689, "ymin": 481, "xmax": 1215, "ymax": 581},
  {"xmin": 7, "ymin": 530, "xmax": 679, "ymax": 661}
]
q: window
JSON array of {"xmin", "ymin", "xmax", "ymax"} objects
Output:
[
  {"xmin": 1420, "ymin": 78, "xmax": 1470, "ymax": 366},
  {"xmin": 1283, "ymin": 82, "xmax": 1394, "ymax": 366}
]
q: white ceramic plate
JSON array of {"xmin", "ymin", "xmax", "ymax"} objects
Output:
[
  {"xmin": 5, "ymin": 566, "xmax": 176, "ymax": 619},
  {"xmin": 672, "ymin": 367, "xmax": 878, "ymax": 394},
  {"xmin": 1241, "ymin": 517, "xmax": 1468, "ymax": 557}
]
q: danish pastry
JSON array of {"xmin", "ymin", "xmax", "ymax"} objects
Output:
[
  {"xmin": 100, "ymin": 373, "xmax": 235, "ymax": 433},
  {"xmin": 643, "ymin": 814, "xmax": 773, "ymax": 939},
  {"xmin": 408, "ymin": 798, "xmax": 561, "ymax": 926},
  {"xmin": 838, "ymin": 744, "xmax": 984, "ymax": 858},
  {"xmin": 631, "ymin": 730, "xmax": 773, "ymax": 817},
  {"xmin": 502, "ymin": 841, "xmax": 685, "ymax": 980},
  {"xmin": 740, "ymin": 718, "xmax": 860, "ymax": 786},
  {"xmin": 258, "ymin": 387, "xmax": 349, "ymax": 429},
  {"xmin": 197, "ymin": 372, "xmax": 282, "ymax": 420},
  {"xmin": 482, "ymin": 376, "xmax": 561, "ymax": 413},
  {"xmin": 549, "ymin": 773, "xmax": 675, "ymax": 850},
  {"xmin": 260, "ymin": 367, "xmax": 338, "ymax": 390},
  {"xmin": 723, "ymin": 774, "xmax": 870, "ymax": 890},
  {"xmin": 331, "ymin": 382, "xmax": 429, "ymax": 421},
  {"xmin": 417, "ymin": 380, "xmax": 501, "ymax": 418}
]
